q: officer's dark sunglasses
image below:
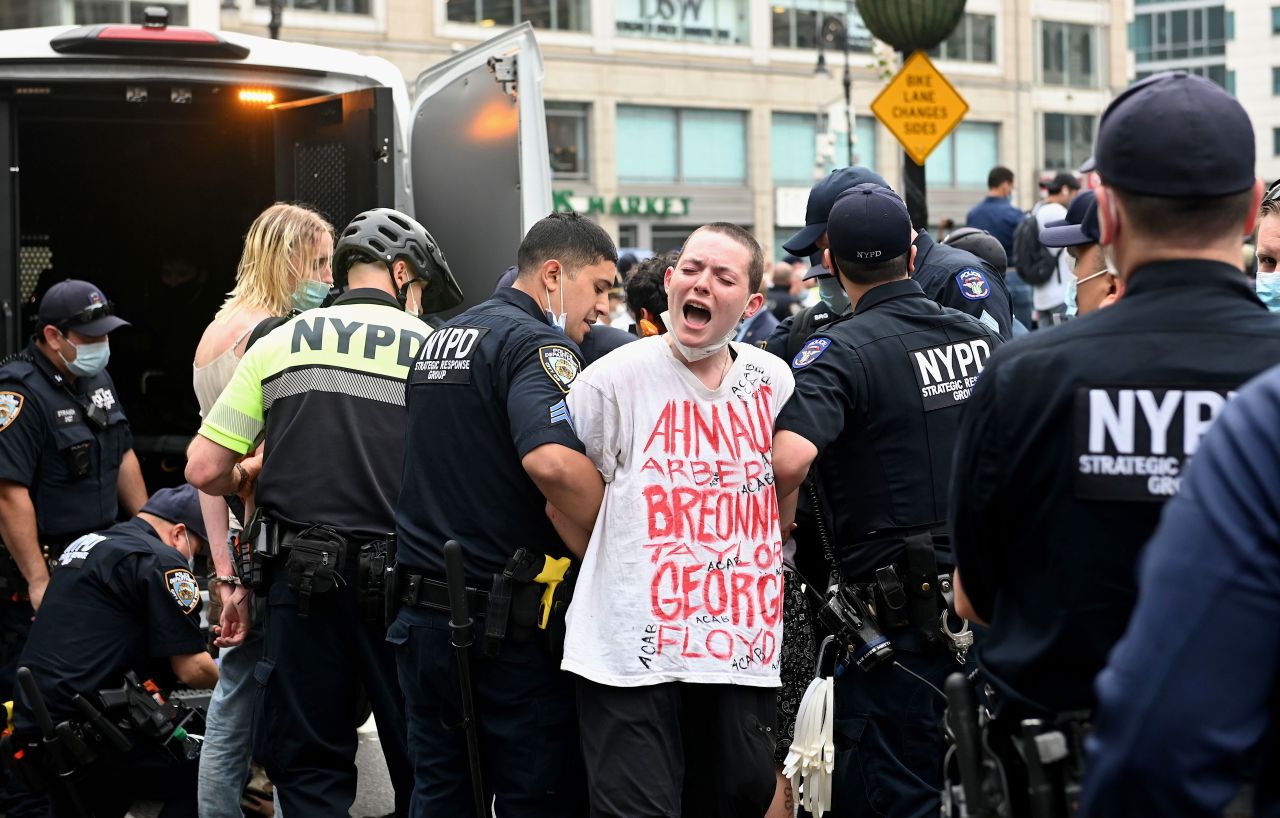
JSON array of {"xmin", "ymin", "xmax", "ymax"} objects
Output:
[{"xmin": 56, "ymin": 302, "xmax": 115, "ymax": 330}]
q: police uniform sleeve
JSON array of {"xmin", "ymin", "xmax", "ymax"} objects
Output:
[
  {"xmin": 134, "ymin": 551, "xmax": 206, "ymax": 658},
  {"xmin": 197, "ymin": 338, "xmax": 271, "ymax": 455},
  {"xmin": 0, "ymin": 382, "xmax": 48, "ymax": 486},
  {"xmin": 774, "ymin": 337, "xmax": 863, "ymax": 451},
  {"xmin": 504, "ymin": 336, "xmax": 587, "ymax": 458},
  {"xmin": 1079, "ymin": 369, "xmax": 1280, "ymax": 818},
  {"xmin": 948, "ymin": 352, "xmax": 1010, "ymax": 623},
  {"xmin": 763, "ymin": 315, "xmax": 794, "ymax": 361}
]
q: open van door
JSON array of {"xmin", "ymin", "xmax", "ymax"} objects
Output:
[
  {"xmin": 409, "ymin": 23, "xmax": 552, "ymax": 314},
  {"xmin": 272, "ymin": 87, "xmax": 395, "ymax": 232},
  {"xmin": 0, "ymin": 102, "xmax": 16, "ymax": 358}
]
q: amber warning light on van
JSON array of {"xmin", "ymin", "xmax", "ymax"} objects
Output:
[{"xmin": 238, "ymin": 89, "xmax": 276, "ymax": 105}]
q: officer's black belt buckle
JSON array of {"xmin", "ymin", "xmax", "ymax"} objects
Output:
[{"xmin": 399, "ymin": 572, "xmax": 489, "ymax": 618}]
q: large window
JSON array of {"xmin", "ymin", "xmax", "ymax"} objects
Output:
[
  {"xmin": 615, "ymin": 0, "xmax": 747, "ymax": 45},
  {"xmin": 925, "ymin": 122, "xmax": 998, "ymax": 188},
  {"xmin": 771, "ymin": 1, "xmax": 872, "ymax": 52},
  {"xmin": 547, "ymin": 103, "xmax": 589, "ymax": 180},
  {"xmin": 1135, "ymin": 63, "xmax": 1228, "ymax": 89},
  {"xmin": 771, "ymin": 112, "xmax": 877, "ymax": 184},
  {"xmin": 446, "ymin": 0, "xmax": 589, "ymax": 31},
  {"xmin": 253, "ymin": 0, "xmax": 368, "ymax": 13},
  {"xmin": 1043, "ymin": 113, "xmax": 1095, "ymax": 173},
  {"xmin": 1130, "ymin": 7, "xmax": 1225, "ymax": 63},
  {"xmin": 928, "ymin": 14, "xmax": 996, "ymax": 63},
  {"xmin": 1041, "ymin": 21, "xmax": 1101, "ymax": 87},
  {"xmin": 75, "ymin": 0, "xmax": 189, "ymax": 23},
  {"xmin": 617, "ymin": 107, "xmax": 747, "ymax": 185}
]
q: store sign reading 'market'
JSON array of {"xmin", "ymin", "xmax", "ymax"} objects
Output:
[{"xmin": 554, "ymin": 190, "xmax": 693, "ymax": 218}]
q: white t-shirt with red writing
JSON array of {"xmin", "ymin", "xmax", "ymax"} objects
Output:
[{"xmin": 562, "ymin": 336, "xmax": 795, "ymax": 687}]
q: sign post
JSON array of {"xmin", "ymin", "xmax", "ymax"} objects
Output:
[{"xmin": 871, "ymin": 50, "xmax": 969, "ymax": 229}]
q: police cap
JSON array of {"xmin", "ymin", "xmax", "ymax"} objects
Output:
[
  {"xmin": 784, "ymin": 166, "xmax": 891, "ymax": 256},
  {"xmin": 1040, "ymin": 189, "xmax": 1100, "ymax": 248},
  {"xmin": 826, "ymin": 184, "xmax": 912, "ymax": 264},
  {"xmin": 140, "ymin": 484, "xmax": 208, "ymax": 543},
  {"xmin": 1095, "ymin": 71, "xmax": 1254, "ymax": 197},
  {"xmin": 38, "ymin": 280, "xmax": 130, "ymax": 336},
  {"xmin": 943, "ymin": 227, "xmax": 1008, "ymax": 271}
]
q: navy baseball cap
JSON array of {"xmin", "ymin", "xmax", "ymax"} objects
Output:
[
  {"xmin": 1095, "ymin": 71, "xmax": 1255, "ymax": 197},
  {"xmin": 802, "ymin": 251, "xmax": 830, "ymax": 281},
  {"xmin": 494, "ymin": 265, "xmax": 518, "ymax": 293},
  {"xmin": 140, "ymin": 484, "xmax": 209, "ymax": 544},
  {"xmin": 784, "ymin": 166, "xmax": 891, "ymax": 256},
  {"xmin": 38, "ymin": 280, "xmax": 129, "ymax": 336},
  {"xmin": 1040, "ymin": 189, "xmax": 1100, "ymax": 247},
  {"xmin": 827, "ymin": 184, "xmax": 912, "ymax": 263}
]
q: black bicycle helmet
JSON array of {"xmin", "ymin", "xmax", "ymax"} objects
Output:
[
  {"xmin": 333, "ymin": 208, "xmax": 464, "ymax": 313},
  {"xmin": 942, "ymin": 227, "xmax": 1008, "ymax": 272}
]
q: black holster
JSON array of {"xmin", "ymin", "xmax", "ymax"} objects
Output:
[
  {"xmin": 284, "ymin": 525, "xmax": 347, "ymax": 617},
  {"xmin": 483, "ymin": 548, "xmax": 575, "ymax": 659},
  {"xmin": 237, "ymin": 509, "xmax": 279, "ymax": 593},
  {"xmin": 358, "ymin": 536, "xmax": 392, "ymax": 626},
  {"xmin": 903, "ymin": 532, "xmax": 944, "ymax": 652},
  {"xmin": 382, "ymin": 533, "xmax": 400, "ymax": 629}
]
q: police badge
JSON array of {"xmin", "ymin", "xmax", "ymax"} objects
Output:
[
  {"xmin": 165, "ymin": 569, "xmax": 201, "ymax": 615},
  {"xmin": 0, "ymin": 392, "xmax": 23, "ymax": 433},
  {"xmin": 539, "ymin": 346, "xmax": 580, "ymax": 394}
]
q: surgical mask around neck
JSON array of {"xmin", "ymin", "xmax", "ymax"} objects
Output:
[
  {"xmin": 1256, "ymin": 271, "xmax": 1280, "ymax": 313},
  {"xmin": 291, "ymin": 278, "xmax": 330, "ymax": 312},
  {"xmin": 545, "ymin": 285, "xmax": 566, "ymax": 334},
  {"xmin": 660, "ymin": 309, "xmax": 734, "ymax": 362},
  {"xmin": 816, "ymin": 276, "xmax": 852, "ymax": 315},
  {"xmin": 60, "ymin": 335, "xmax": 110, "ymax": 378}
]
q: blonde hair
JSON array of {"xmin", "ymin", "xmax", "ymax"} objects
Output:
[{"xmin": 216, "ymin": 203, "xmax": 333, "ymax": 319}]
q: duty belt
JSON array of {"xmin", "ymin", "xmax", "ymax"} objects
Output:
[{"xmin": 399, "ymin": 572, "xmax": 490, "ymax": 618}]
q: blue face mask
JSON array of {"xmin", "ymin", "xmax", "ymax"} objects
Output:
[
  {"xmin": 545, "ymin": 285, "xmax": 567, "ymax": 334},
  {"xmin": 816, "ymin": 276, "xmax": 851, "ymax": 316},
  {"xmin": 291, "ymin": 279, "xmax": 330, "ymax": 312},
  {"xmin": 1256, "ymin": 272, "xmax": 1280, "ymax": 313},
  {"xmin": 60, "ymin": 335, "xmax": 110, "ymax": 378},
  {"xmin": 1064, "ymin": 275, "xmax": 1079, "ymax": 319}
]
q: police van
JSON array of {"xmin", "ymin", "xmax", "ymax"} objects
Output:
[{"xmin": 0, "ymin": 13, "xmax": 551, "ymax": 479}]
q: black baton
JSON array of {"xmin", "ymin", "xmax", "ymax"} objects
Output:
[
  {"xmin": 945, "ymin": 672, "xmax": 995, "ymax": 818},
  {"xmin": 18, "ymin": 667, "xmax": 90, "ymax": 816},
  {"xmin": 444, "ymin": 540, "xmax": 486, "ymax": 818}
]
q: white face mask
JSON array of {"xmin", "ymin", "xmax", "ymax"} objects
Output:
[
  {"xmin": 660, "ymin": 309, "xmax": 735, "ymax": 362},
  {"xmin": 545, "ymin": 284, "xmax": 567, "ymax": 334},
  {"xmin": 177, "ymin": 530, "xmax": 195, "ymax": 572}
]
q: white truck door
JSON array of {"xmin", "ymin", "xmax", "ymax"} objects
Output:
[
  {"xmin": 409, "ymin": 23, "xmax": 552, "ymax": 315},
  {"xmin": 271, "ymin": 87, "xmax": 396, "ymax": 232},
  {"xmin": 0, "ymin": 102, "xmax": 17, "ymax": 357}
]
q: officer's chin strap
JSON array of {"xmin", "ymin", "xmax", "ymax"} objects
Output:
[{"xmin": 784, "ymin": 636, "xmax": 837, "ymax": 817}]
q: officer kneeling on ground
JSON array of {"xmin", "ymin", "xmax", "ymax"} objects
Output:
[{"xmin": 9, "ymin": 484, "xmax": 216, "ymax": 818}]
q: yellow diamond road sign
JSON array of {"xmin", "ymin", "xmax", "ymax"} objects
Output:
[{"xmin": 871, "ymin": 51, "xmax": 969, "ymax": 167}]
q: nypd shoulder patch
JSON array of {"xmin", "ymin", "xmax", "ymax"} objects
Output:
[
  {"xmin": 955, "ymin": 268, "xmax": 991, "ymax": 301},
  {"xmin": 792, "ymin": 337, "xmax": 831, "ymax": 369},
  {"xmin": 0, "ymin": 391, "xmax": 24, "ymax": 433},
  {"xmin": 539, "ymin": 346, "xmax": 580, "ymax": 394},
  {"xmin": 165, "ymin": 568, "xmax": 201, "ymax": 615}
]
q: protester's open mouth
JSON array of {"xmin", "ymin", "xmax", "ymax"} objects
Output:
[{"xmin": 683, "ymin": 301, "xmax": 712, "ymax": 330}]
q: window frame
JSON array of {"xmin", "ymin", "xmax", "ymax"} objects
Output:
[
  {"xmin": 616, "ymin": 105, "xmax": 748, "ymax": 186},
  {"xmin": 1132, "ymin": 6, "xmax": 1227, "ymax": 64},
  {"xmin": 769, "ymin": 0, "xmax": 874, "ymax": 53},
  {"xmin": 444, "ymin": 0, "xmax": 590, "ymax": 31},
  {"xmin": 72, "ymin": 0, "xmax": 190, "ymax": 24},
  {"xmin": 926, "ymin": 121, "xmax": 1000, "ymax": 189},
  {"xmin": 927, "ymin": 13, "xmax": 996, "ymax": 64},
  {"xmin": 614, "ymin": 0, "xmax": 749, "ymax": 46},
  {"xmin": 1040, "ymin": 20, "xmax": 1103, "ymax": 88},
  {"xmin": 1042, "ymin": 112, "xmax": 1096, "ymax": 174},
  {"xmin": 253, "ymin": 0, "xmax": 370, "ymax": 14},
  {"xmin": 546, "ymin": 101, "xmax": 591, "ymax": 182}
]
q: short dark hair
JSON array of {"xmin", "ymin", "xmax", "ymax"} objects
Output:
[
  {"xmin": 832, "ymin": 251, "xmax": 910, "ymax": 286},
  {"xmin": 988, "ymin": 166, "xmax": 1014, "ymax": 189},
  {"xmin": 1112, "ymin": 186, "xmax": 1255, "ymax": 244},
  {"xmin": 517, "ymin": 212, "xmax": 618, "ymax": 280},
  {"xmin": 626, "ymin": 251, "xmax": 676, "ymax": 323},
  {"xmin": 1261, "ymin": 183, "xmax": 1280, "ymax": 221},
  {"xmin": 680, "ymin": 222, "xmax": 766, "ymax": 293}
]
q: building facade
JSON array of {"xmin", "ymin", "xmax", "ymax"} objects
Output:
[{"xmin": 5, "ymin": 0, "xmax": 1134, "ymax": 255}]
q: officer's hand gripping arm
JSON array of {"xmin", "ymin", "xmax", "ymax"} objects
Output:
[
  {"xmin": 0, "ymin": 480, "xmax": 48, "ymax": 609},
  {"xmin": 522, "ymin": 444, "xmax": 604, "ymax": 535}
]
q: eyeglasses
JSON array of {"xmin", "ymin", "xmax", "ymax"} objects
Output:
[{"xmin": 56, "ymin": 302, "xmax": 115, "ymax": 330}]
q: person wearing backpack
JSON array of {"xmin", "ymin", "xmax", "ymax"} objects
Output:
[{"xmin": 1016, "ymin": 172, "xmax": 1080, "ymax": 327}]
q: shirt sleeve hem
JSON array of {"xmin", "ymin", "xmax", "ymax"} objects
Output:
[{"xmin": 196, "ymin": 424, "xmax": 253, "ymax": 456}]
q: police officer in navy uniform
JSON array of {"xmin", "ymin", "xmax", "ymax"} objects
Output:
[
  {"xmin": 949, "ymin": 71, "xmax": 1280, "ymax": 760},
  {"xmin": 13, "ymin": 484, "xmax": 217, "ymax": 818},
  {"xmin": 772, "ymin": 184, "xmax": 1003, "ymax": 818},
  {"xmin": 0, "ymin": 280, "xmax": 147, "ymax": 700},
  {"xmin": 186, "ymin": 208, "xmax": 458, "ymax": 817},
  {"xmin": 391, "ymin": 212, "xmax": 615, "ymax": 817},
  {"xmin": 911, "ymin": 222, "xmax": 1012, "ymax": 338},
  {"xmin": 764, "ymin": 253, "xmax": 848, "ymax": 361}
]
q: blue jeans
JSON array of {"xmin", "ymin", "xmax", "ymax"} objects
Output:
[
  {"xmin": 1004, "ymin": 269, "xmax": 1035, "ymax": 329},
  {"xmin": 198, "ymin": 627, "xmax": 273, "ymax": 818}
]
